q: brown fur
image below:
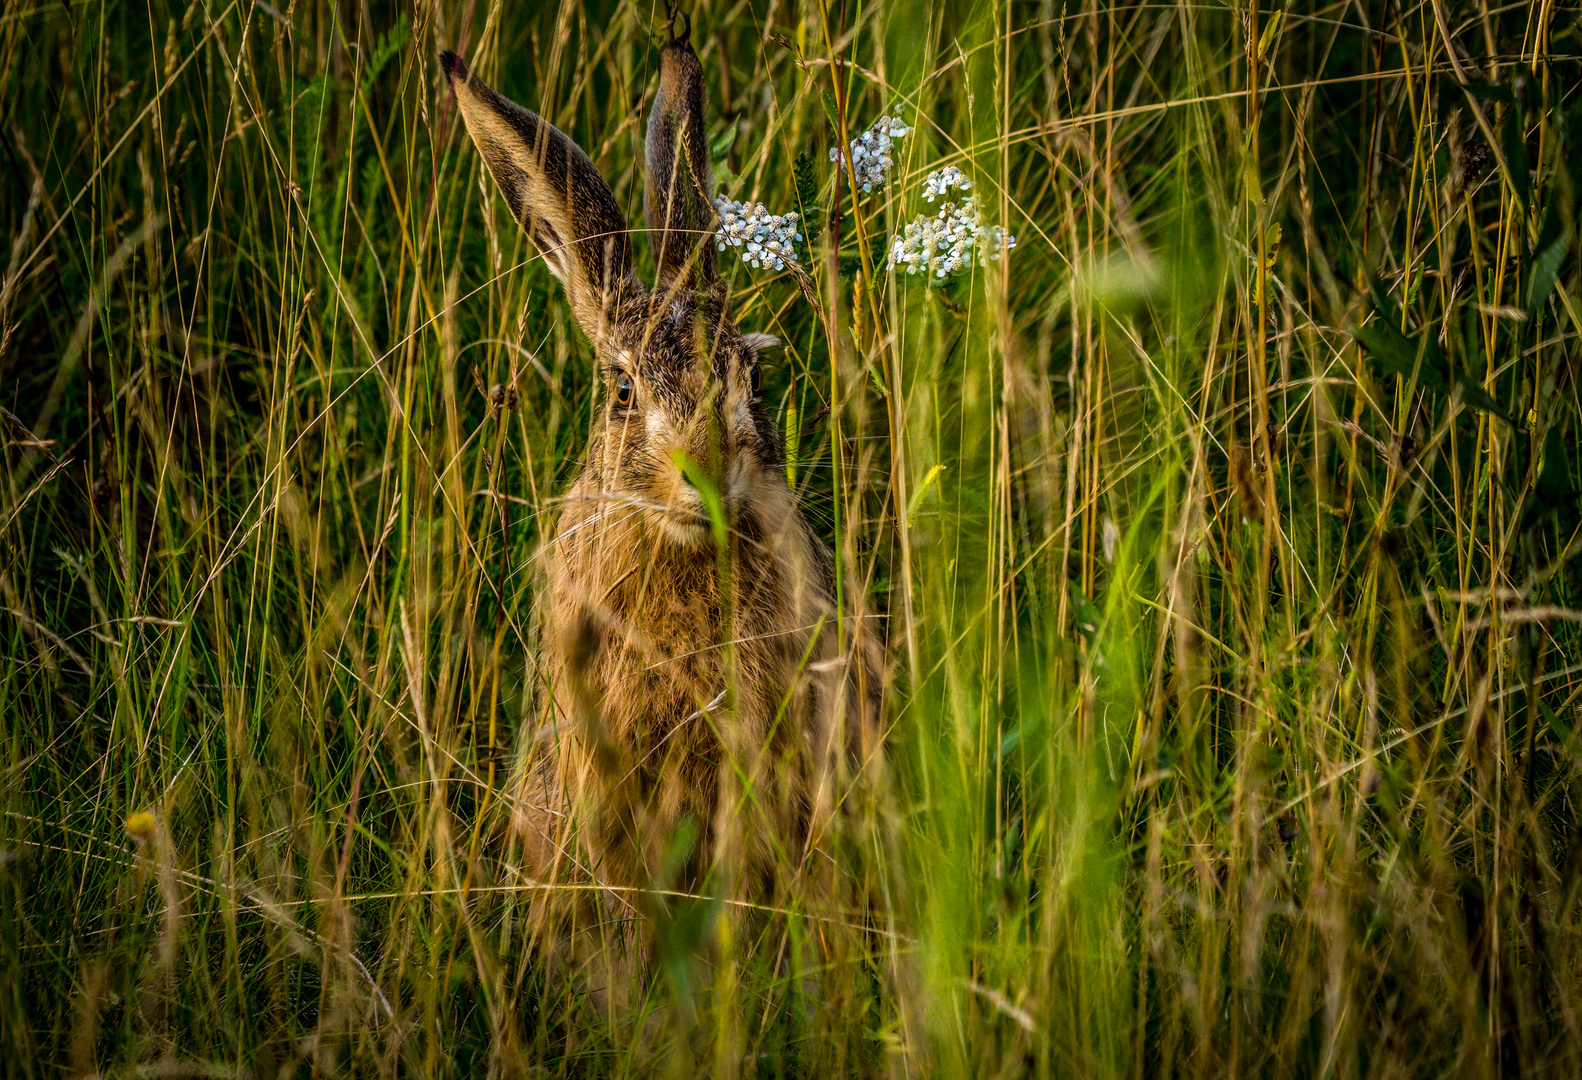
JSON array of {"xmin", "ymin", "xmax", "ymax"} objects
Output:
[{"xmin": 442, "ymin": 29, "xmax": 880, "ymax": 902}]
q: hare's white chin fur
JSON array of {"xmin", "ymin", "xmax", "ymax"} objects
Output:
[
  {"xmin": 652, "ymin": 468, "xmax": 757, "ymax": 549},
  {"xmin": 656, "ymin": 512, "xmax": 713, "ymax": 548}
]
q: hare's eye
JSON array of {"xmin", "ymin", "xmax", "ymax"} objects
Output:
[
  {"xmin": 748, "ymin": 362, "xmax": 763, "ymax": 398},
  {"xmin": 614, "ymin": 372, "xmax": 634, "ymax": 409}
]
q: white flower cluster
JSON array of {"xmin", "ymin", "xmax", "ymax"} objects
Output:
[
  {"xmin": 713, "ymin": 195, "xmax": 802, "ymax": 271},
  {"xmin": 921, "ymin": 165, "xmax": 972, "ymax": 202},
  {"xmin": 829, "ymin": 113, "xmax": 912, "ymax": 193},
  {"xmin": 889, "ymin": 196, "xmax": 1017, "ymax": 278}
]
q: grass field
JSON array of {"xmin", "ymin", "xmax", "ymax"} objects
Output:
[{"xmin": 4, "ymin": 0, "xmax": 1582, "ymax": 1075}]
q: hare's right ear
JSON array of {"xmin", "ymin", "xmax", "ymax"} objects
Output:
[
  {"xmin": 644, "ymin": 25, "xmax": 717, "ymax": 295},
  {"xmin": 442, "ymin": 52, "xmax": 641, "ymax": 341}
]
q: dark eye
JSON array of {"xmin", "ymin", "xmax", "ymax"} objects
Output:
[
  {"xmin": 748, "ymin": 362, "xmax": 762, "ymax": 398},
  {"xmin": 614, "ymin": 371, "xmax": 634, "ymax": 409}
]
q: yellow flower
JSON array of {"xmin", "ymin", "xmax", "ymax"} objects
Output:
[{"xmin": 124, "ymin": 811, "xmax": 157, "ymax": 841}]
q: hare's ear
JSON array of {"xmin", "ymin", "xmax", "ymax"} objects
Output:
[
  {"xmin": 442, "ymin": 52, "xmax": 640, "ymax": 341},
  {"xmin": 644, "ymin": 26, "xmax": 717, "ymax": 294}
]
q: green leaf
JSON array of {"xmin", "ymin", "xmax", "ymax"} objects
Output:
[
  {"xmin": 1462, "ymin": 305, "xmax": 1486, "ymax": 378},
  {"xmin": 793, "ymin": 150, "xmax": 822, "ymax": 244},
  {"xmin": 1352, "ymin": 322, "xmax": 1423, "ymax": 381},
  {"xmin": 1540, "ymin": 699, "xmax": 1577, "ymax": 750},
  {"xmin": 1404, "ymin": 263, "xmax": 1423, "ymax": 308},
  {"xmin": 1457, "ymin": 80, "xmax": 1515, "ymax": 106},
  {"xmin": 1354, "ymin": 282, "xmax": 1514, "ymax": 423},
  {"xmin": 1527, "ymin": 228, "xmax": 1571, "ymax": 311},
  {"xmin": 1518, "ymin": 421, "xmax": 1575, "ymax": 531},
  {"xmin": 709, "ymin": 123, "xmax": 738, "ymax": 159},
  {"xmin": 293, "ymin": 74, "xmax": 330, "ymax": 192},
  {"xmin": 819, "ymin": 91, "xmax": 842, "ymax": 138},
  {"xmin": 1502, "ymin": 103, "xmax": 1533, "ymax": 210},
  {"xmin": 1256, "ymin": 10, "xmax": 1283, "ymax": 60},
  {"xmin": 783, "ymin": 399, "xmax": 799, "ymax": 488},
  {"xmin": 906, "ymin": 464, "xmax": 947, "ymax": 526},
  {"xmin": 1450, "ymin": 374, "xmax": 1511, "ymax": 423},
  {"xmin": 670, "ymin": 452, "xmax": 729, "ymax": 549},
  {"xmin": 1560, "ymin": 100, "xmax": 1582, "ymax": 192},
  {"xmin": 359, "ymin": 15, "xmax": 410, "ymax": 98},
  {"xmin": 1537, "ymin": 426, "xmax": 1573, "ymax": 506}
]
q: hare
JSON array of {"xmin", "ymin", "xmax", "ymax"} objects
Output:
[{"xmin": 441, "ymin": 22, "xmax": 880, "ymax": 905}]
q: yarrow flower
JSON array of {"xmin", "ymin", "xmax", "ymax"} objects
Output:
[
  {"xmin": 921, "ymin": 165, "xmax": 972, "ymax": 202},
  {"xmin": 888, "ymin": 195, "xmax": 1017, "ymax": 278},
  {"xmin": 829, "ymin": 112, "xmax": 912, "ymax": 193},
  {"xmin": 714, "ymin": 195, "xmax": 802, "ymax": 271}
]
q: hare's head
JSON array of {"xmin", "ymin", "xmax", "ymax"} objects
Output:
[{"xmin": 442, "ymin": 27, "xmax": 788, "ymax": 550}]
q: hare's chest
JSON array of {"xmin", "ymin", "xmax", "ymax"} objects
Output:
[
  {"xmin": 547, "ymin": 517, "xmax": 819, "ymax": 748},
  {"xmin": 599, "ymin": 579, "xmax": 814, "ymax": 752},
  {"xmin": 589, "ymin": 578, "xmax": 726, "ymax": 734}
]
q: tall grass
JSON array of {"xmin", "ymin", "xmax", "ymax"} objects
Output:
[{"xmin": 4, "ymin": 0, "xmax": 1581, "ymax": 1074}]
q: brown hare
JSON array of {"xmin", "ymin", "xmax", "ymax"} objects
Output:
[{"xmin": 441, "ymin": 23, "xmax": 880, "ymax": 907}]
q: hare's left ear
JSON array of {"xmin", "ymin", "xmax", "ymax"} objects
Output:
[
  {"xmin": 645, "ymin": 23, "xmax": 717, "ymax": 295},
  {"xmin": 442, "ymin": 52, "xmax": 640, "ymax": 343}
]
